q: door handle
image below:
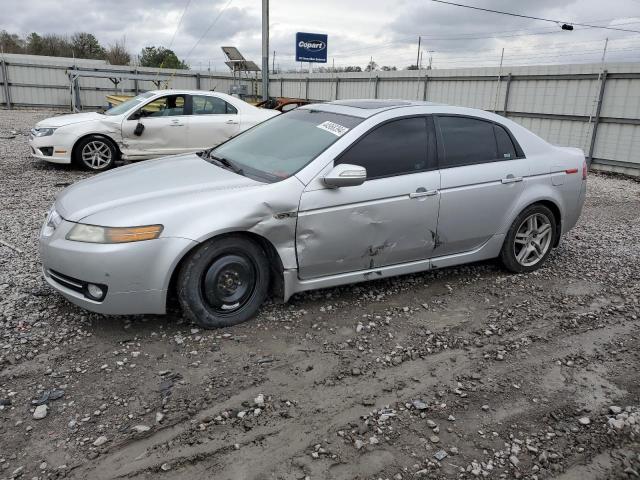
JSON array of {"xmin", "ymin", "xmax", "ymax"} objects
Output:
[
  {"xmin": 409, "ymin": 189, "xmax": 438, "ymax": 198},
  {"xmin": 501, "ymin": 176, "xmax": 523, "ymax": 184},
  {"xmin": 169, "ymin": 119, "xmax": 184, "ymax": 126},
  {"xmin": 225, "ymin": 119, "xmax": 239, "ymax": 124}
]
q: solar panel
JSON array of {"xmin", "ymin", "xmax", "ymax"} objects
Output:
[{"xmin": 221, "ymin": 46, "xmax": 245, "ymax": 61}]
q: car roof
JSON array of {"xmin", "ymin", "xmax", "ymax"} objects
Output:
[
  {"xmin": 145, "ymin": 89, "xmax": 237, "ymax": 98},
  {"xmin": 300, "ymin": 99, "xmax": 446, "ymax": 118}
]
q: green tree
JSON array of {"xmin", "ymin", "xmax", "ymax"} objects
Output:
[
  {"xmin": 71, "ymin": 32, "xmax": 105, "ymax": 59},
  {"xmin": 139, "ymin": 46, "xmax": 188, "ymax": 69},
  {"xmin": 25, "ymin": 32, "xmax": 44, "ymax": 55}
]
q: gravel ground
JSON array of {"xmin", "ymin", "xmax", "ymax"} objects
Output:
[{"xmin": 0, "ymin": 108, "xmax": 639, "ymax": 480}]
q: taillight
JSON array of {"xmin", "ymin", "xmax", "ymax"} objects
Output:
[{"xmin": 582, "ymin": 160, "xmax": 588, "ymax": 180}]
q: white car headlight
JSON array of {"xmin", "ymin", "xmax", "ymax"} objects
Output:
[
  {"xmin": 31, "ymin": 127, "xmax": 57, "ymax": 137},
  {"xmin": 66, "ymin": 223, "xmax": 163, "ymax": 244}
]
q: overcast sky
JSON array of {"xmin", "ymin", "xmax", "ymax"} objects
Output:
[{"xmin": 1, "ymin": 0, "xmax": 640, "ymax": 71}]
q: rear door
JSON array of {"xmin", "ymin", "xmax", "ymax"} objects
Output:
[
  {"xmin": 434, "ymin": 115, "xmax": 529, "ymax": 256},
  {"xmin": 121, "ymin": 94, "xmax": 188, "ymax": 157},
  {"xmin": 296, "ymin": 116, "xmax": 441, "ymax": 279},
  {"xmin": 187, "ymin": 94, "xmax": 241, "ymax": 150}
]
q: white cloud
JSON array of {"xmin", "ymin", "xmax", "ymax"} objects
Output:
[{"xmin": 1, "ymin": 0, "xmax": 640, "ymax": 70}]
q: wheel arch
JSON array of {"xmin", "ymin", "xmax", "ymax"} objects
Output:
[
  {"xmin": 165, "ymin": 231, "xmax": 285, "ymax": 313},
  {"xmin": 71, "ymin": 133, "xmax": 121, "ymax": 165}
]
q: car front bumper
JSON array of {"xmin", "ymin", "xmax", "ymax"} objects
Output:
[
  {"xmin": 40, "ymin": 219, "xmax": 196, "ymax": 315},
  {"xmin": 29, "ymin": 134, "xmax": 72, "ymax": 164}
]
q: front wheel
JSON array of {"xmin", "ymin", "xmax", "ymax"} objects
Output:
[
  {"xmin": 74, "ymin": 135, "xmax": 117, "ymax": 171},
  {"xmin": 500, "ymin": 204, "xmax": 557, "ymax": 273},
  {"xmin": 177, "ymin": 236, "xmax": 270, "ymax": 329}
]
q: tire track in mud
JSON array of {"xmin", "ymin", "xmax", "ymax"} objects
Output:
[{"xmin": 74, "ymin": 313, "xmax": 639, "ymax": 479}]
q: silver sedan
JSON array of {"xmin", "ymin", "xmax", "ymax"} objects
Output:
[{"xmin": 40, "ymin": 100, "xmax": 587, "ymax": 328}]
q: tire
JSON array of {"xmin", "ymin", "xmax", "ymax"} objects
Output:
[
  {"xmin": 177, "ymin": 235, "xmax": 270, "ymax": 329},
  {"xmin": 74, "ymin": 135, "xmax": 117, "ymax": 171},
  {"xmin": 500, "ymin": 204, "xmax": 557, "ymax": 273}
]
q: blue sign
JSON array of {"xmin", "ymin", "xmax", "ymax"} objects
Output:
[{"xmin": 296, "ymin": 32, "xmax": 328, "ymax": 63}]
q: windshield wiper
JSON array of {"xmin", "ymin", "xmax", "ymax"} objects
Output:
[{"xmin": 209, "ymin": 153, "xmax": 244, "ymax": 175}]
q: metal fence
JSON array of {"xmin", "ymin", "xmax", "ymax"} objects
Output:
[{"xmin": 1, "ymin": 54, "xmax": 639, "ymax": 176}]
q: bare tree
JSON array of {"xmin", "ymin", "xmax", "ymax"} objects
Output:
[{"xmin": 105, "ymin": 39, "xmax": 131, "ymax": 66}]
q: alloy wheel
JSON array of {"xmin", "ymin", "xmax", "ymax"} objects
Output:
[
  {"xmin": 81, "ymin": 140, "xmax": 112, "ymax": 170},
  {"xmin": 513, "ymin": 213, "xmax": 553, "ymax": 267}
]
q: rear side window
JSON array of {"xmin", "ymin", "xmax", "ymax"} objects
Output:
[
  {"xmin": 494, "ymin": 124, "xmax": 517, "ymax": 160},
  {"xmin": 438, "ymin": 116, "xmax": 498, "ymax": 168},
  {"xmin": 191, "ymin": 95, "xmax": 238, "ymax": 115},
  {"xmin": 337, "ymin": 117, "xmax": 433, "ymax": 179}
]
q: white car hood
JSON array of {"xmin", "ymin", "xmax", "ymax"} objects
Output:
[{"xmin": 37, "ymin": 112, "xmax": 107, "ymax": 128}]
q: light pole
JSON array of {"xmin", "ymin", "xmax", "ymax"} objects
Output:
[{"xmin": 261, "ymin": 0, "xmax": 269, "ymax": 100}]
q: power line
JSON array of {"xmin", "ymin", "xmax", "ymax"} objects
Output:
[
  {"xmin": 167, "ymin": 0, "xmax": 192, "ymax": 52},
  {"xmin": 431, "ymin": 0, "xmax": 640, "ymax": 34},
  {"xmin": 182, "ymin": 0, "xmax": 234, "ymax": 63}
]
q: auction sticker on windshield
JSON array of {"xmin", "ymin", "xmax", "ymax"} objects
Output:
[{"xmin": 316, "ymin": 121, "xmax": 350, "ymax": 137}]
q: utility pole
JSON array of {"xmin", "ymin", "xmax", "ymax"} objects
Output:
[
  {"xmin": 493, "ymin": 47, "xmax": 505, "ymax": 112},
  {"xmin": 261, "ymin": 0, "xmax": 269, "ymax": 100},
  {"xmin": 415, "ymin": 36, "xmax": 421, "ymax": 69}
]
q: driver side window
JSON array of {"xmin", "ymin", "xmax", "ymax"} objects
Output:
[
  {"xmin": 139, "ymin": 94, "xmax": 186, "ymax": 118},
  {"xmin": 336, "ymin": 116, "xmax": 435, "ymax": 180}
]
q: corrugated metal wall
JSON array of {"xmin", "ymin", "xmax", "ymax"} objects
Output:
[{"xmin": 1, "ymin": 54, "xmax": 639, "ymax": 175}]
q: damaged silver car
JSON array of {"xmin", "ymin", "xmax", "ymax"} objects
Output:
[{"xmin": 40, "ymin": 99, "xmax": 587, "ymax": 328}]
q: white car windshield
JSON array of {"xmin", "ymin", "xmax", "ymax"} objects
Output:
[
  {"xmin": 104, "ymin": 92, "xmax": 155, "ymax": 116},
  {"xmin": 211, "ymin": 109, "xmax": 363, "ymax": 182}
]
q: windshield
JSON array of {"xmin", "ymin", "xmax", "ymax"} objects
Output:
[
  {"xmin": 211, "ymin": 109, "xmax": 363, "ymax": 181},
  {"xmin": 104, "ymin": 92, "xmax": 155, "ymax": 116}
]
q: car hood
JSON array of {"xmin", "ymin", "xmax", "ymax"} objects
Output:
[
  {"xmin": 37, "ymin": 112, "xmax": 107, "ymax": 128},
  {"xmin": 56, "ymin": 154, "xmax": 263, "ymax": 223}
]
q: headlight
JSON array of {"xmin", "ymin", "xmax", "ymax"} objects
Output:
[
  {"xmin": 41, "ymin": 207, "xmax": 62, "ymax": 237},
  {"xmin": 66, "ymin": 224, "xmax": 163, "ymax": 243},
  {"xmin": 31, "ymin": 127, "xmax": 57, "ymax": 137}
]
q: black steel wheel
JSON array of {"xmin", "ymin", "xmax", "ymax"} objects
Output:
[{"xmin": 177, "ymin": 235, "xmax": 270, "ymax": 328}]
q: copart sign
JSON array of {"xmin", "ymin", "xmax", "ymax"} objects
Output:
[{"xmin": 296, "ymin": 32, "xmax": 328, "ymax": 63}]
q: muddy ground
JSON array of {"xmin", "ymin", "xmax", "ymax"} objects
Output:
[{"xmin": 0, "ymin": 109, "xmax": 639, "ymax": 480}]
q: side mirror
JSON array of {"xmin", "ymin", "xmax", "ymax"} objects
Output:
[{"xmin": 323, "ymin": 164, "xmax": 367, "ymax": 188}]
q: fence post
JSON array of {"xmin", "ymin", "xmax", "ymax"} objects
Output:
[
  {"xmin": 196, "ymin": 72, "xmax": 201, "ymax": 90},
  {"xmin": 423, "ymin": 75, "xmax": 429, "ymax": 101},
  {"xmin": 0, "ymin": 59, "xmax": 11, "ymax": 109},
  {"xmin": 335, "ymin": 77, "xmax": 340, "ymax": 100},
  {"xmin": 374, "ymin": 75, "xmax": 379, "ymax": 99},
  {"xmin": 588, "ymin": 70, "xmax": 608, "ymax": 165},
  {"xmin": 280, "ymin": 77, "xmax": 284, "ymax": 97},
  {"xmin": 502, "ymin": 73, "xmax": 512, "ymax": 115},
  {"xmin": 305, "ymin": 77, "xmax": 309, "ymax": 100},
  {"xmin": 133, "ymin": 67, "xmax": 139, "ymax": 95}
]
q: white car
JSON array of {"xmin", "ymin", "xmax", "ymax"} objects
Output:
[{"xmin": 29, "ymin": 90, "xmax": 280, "ymax": 171}]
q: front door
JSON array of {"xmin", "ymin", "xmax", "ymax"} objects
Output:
[
  {"xmin": 434, "ymin": 115, "xmax": 530, "ymax": 256},
  {"xmin": 121, "ymin": 94, "xmax": 188, "ymax": 158},
  {"xmin": 187, "ymin": 94, "xmax": 241, "ymax": 150},
  {"xmin": 296, "ymin": 116, "xmax": 441, "ymax": 279}
]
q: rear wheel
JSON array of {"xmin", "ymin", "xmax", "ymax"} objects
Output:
[
  {"xmin": 177, "ymin": 236, "xmax": 270, "ymax": 329},
  {"xmin": 500, "ymin": 204, "xmax": 557, "ymax": 273},
  {"xmin": 74, "ymin": 135, "xmax": 117, "ymax": 171}
]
